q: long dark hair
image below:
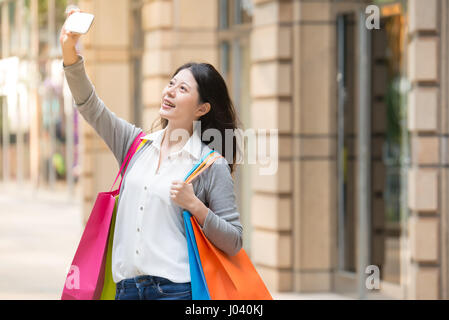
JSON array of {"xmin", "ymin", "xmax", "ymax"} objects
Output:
[{"xmin": 150, "ymin": 62, "xmax": 243, "ymax": 175}]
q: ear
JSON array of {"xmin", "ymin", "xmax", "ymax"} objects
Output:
[{"xmin": 195, "ymin": 102, "xmax": 211, "ymax": 117}]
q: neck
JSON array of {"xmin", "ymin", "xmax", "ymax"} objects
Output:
[{"xmin": 162, "ymin": 122, "xmax": 193, "ymax": 150}]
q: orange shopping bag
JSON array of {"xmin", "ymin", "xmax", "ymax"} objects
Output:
[{"xmin": 190, "ymin": 216, "xmax": 272, "ymax": 300}]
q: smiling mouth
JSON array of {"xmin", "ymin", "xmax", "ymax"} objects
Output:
[{"xmin": 163, "ymin": 100, "xmax": 176, "ymax": 108}]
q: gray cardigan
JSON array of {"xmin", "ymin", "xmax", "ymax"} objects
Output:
[{"xmin": 63, "ymin": 55, "xmax": 243, "ymax": 256}]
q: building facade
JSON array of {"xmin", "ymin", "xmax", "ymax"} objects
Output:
[{"xmin": 1, "ymin": 0, "xmax": 449, "ymax": 299}]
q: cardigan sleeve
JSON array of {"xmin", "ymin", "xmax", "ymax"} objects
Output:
[
  {"xmin": 201, "ymin": 157, "xmax": 243, "ymax": 256},
  {"xmin": 63, "ymin": 54, "xmax": 142, "ymax": 167}
]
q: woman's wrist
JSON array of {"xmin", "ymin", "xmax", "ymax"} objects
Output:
[
  {"xmin": 62, "ymin": 46, "xmax": 79, "ymax": 67},
  {"xmin": 188, "ymin": 197, "xmax": 209, "ymax": 227}
]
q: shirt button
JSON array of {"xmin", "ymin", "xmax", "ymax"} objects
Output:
[
  {"xmin": 137, "ymin": 228, "xmax": 140, "ymax": 232},
  {"xmin": 140, "ymin": 206, "xmax": 144, "ymax": 211},
  {"xmin": 144, "ymin": 186, "xmax": 147, "ymax": 191},
  {"xmin": 136, "ymin": 250, "xmax": 139, "ymax": 255}
]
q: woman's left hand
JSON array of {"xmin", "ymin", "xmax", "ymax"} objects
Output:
[
  {"xmin": 170, "ymin": 180, "xmax": 197, "ymax": 211},
  {"xmin": 170, "ymin": 180, "xmax": 209, "ymax": 226}
]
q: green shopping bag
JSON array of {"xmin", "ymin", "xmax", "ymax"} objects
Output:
[{"xmin": 100, "ymin": 195, "xmax": 119, "ymax": 300}]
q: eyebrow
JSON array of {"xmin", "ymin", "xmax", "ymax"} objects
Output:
[{"xmin": 172, "ymin": 78, "xmax": 191, "ymax": 89}]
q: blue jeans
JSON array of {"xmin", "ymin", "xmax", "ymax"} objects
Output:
[{"xmin": 115, "ymin": 275, "xmax": 192, "ymax": 300}]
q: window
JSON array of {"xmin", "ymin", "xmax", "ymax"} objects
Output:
[{"xmin": 219, "ymin": 0, "xmax": 253, "ymax": 30}]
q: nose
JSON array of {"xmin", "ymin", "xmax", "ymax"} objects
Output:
[{"xmin": 166, "ymin": 85, "xmax": 176, "ymax": 97}]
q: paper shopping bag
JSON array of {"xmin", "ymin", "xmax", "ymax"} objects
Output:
[{"xmin": 61, "ymin": 132, "xmax": 146, "ymax": 300}]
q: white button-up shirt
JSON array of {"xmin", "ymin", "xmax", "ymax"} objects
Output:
[{"xmin": 111, "ymin": 125, "xmax": 203, "ymax": 284}]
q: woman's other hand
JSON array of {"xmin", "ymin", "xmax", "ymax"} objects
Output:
[
  {"xmin": 170, "ymin": 180, "xmax": 209, "ymax": 226},
  {"xmin": 170, "ymin": 180, "xmax": 196, "ymax": 210}
]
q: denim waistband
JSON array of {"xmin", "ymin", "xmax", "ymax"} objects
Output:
[{"xmin": 116, "ymin": 275, "xmax": 184, "ymax": 289}]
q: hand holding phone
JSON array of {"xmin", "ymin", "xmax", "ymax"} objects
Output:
[
  {"xmin": 64, "ymin": 12, "xmax": 95, "ymax": 34},
  {"xmin": 60, "ymin": 8, "xmax": 92, "ymax": 66}
]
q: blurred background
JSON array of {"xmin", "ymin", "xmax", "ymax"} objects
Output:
[{"xmin": 0, "ymin": 0, "xmax": 448, "ymax": 300}]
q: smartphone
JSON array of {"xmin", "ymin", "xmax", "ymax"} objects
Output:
[{"xmin": 65, "ymin": 12, "xmax": 95, "ymax": 34}]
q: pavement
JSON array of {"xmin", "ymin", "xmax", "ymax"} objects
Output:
[
  {"xmin": 272, "ymin": 292, "xmax": 354, "ymax": 300},
  {"xmin": 0, "ymin": 181, "xmax": 83, "ymax": 300},
  {"xmin": 0, "ymin": 181, "xmax": 353, "ymax": 300}
]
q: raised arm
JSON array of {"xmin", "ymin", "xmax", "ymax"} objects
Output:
[
  {"xmin": 60, "ymin": 9, "xmax": 141, "ymax": 167},
  {"xmin": 63, "ymin": 56, "xmax": 141, "ymax": 167}
]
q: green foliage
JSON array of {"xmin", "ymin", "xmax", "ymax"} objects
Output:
[
  {"xmin": 31, "ymin": 0, "xmax": 70, "ymax": 28},
  {"xmin": 385, "ymin": 76, "xmax": 402, "ymax": 147}
]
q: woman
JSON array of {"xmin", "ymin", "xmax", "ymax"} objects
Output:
[{"xmin": 60, "ymin": 9, "xmax": 243, "ymax": 300}]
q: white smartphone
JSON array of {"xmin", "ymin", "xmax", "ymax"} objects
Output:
[{"xmin": 65, "ymin": 12, "xmax": 95, "ymax": 34}]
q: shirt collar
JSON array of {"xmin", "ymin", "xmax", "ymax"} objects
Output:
[{"xmin": 140, "ymin": 123, "xmax": 203, "ymax": 160}]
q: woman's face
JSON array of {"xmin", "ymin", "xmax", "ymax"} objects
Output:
[{"xmin": 159, "ymin": 68, "xmax": 202, "ymax": 124}]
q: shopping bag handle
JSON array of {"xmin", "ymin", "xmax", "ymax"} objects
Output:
[
  {"xmin": 110, "ymin": 132, "xmax": 146, "ymax": 192},
  {"xmin": 183, "ymin": 150, "xmax": 223, "ymax": 183}
]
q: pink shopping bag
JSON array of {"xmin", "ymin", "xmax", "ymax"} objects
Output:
[{"xmin": 61, "ymin": 132, "xmax": 145, "ymax": 300}]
